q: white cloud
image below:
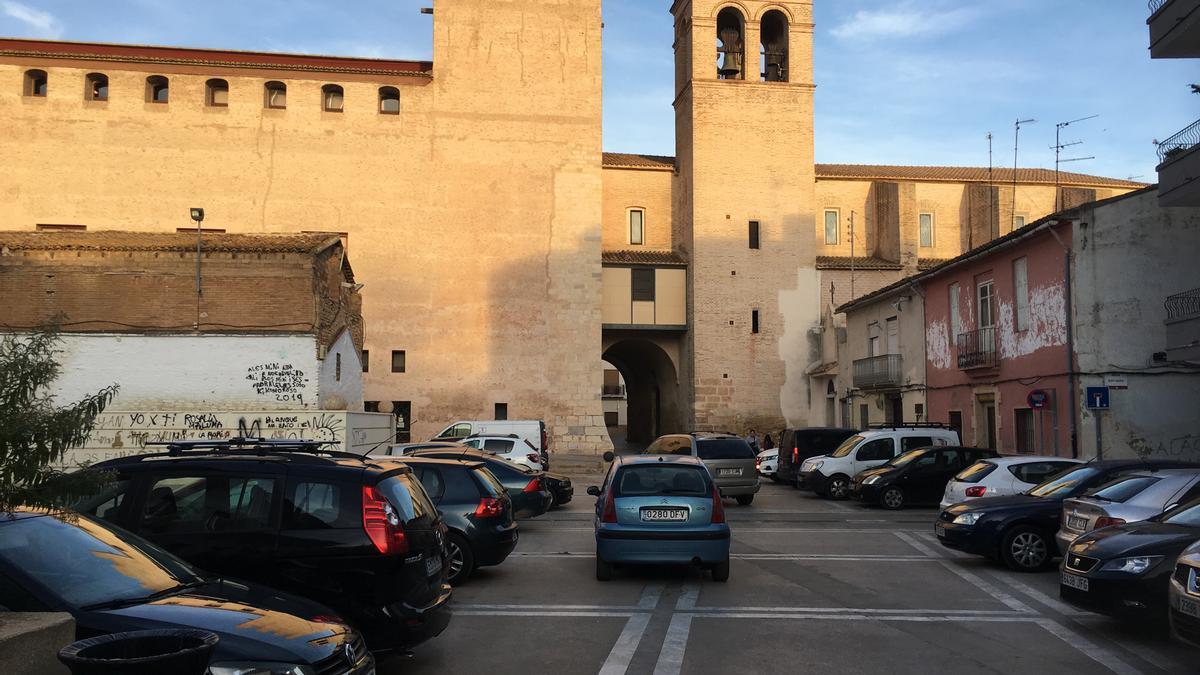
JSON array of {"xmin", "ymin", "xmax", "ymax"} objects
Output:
[
  {"xmin": 830, "ymin": 3, "xmax": 982, "ymax": 41},
  {"xmin": 1, "ymin": 0, "xmax": 64, "ymax": 39}
]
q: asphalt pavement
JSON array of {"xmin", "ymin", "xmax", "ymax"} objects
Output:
[{"xmin": 383, "ymin": 477, "xmax": 1196, "ymax": 674}]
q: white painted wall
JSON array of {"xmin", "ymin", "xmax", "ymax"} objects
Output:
[
  {"xmin": 46, "ymin": 334, "xmax": 322, "ymax": 410},
  {"xmin": 1072, "ymin": 191, "xmax": 1200, "ymax": 460},
  {"xmin": 318, "ymin": 329, "xmax": 364, "ymax": 411}
]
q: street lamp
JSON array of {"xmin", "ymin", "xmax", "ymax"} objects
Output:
[{"xmin": 190, "ymin": 207, "xmax": 205, "ymax": 329}]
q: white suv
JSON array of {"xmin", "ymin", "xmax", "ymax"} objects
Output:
[
  {"xmin": 798, "ymin": 425, "xmax": 960, "ymax": 499},
  {"xmin": 460, "ymin": 434, "xmax": 544, "ymax": 471}
]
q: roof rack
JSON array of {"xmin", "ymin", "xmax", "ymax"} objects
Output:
[
  {"xmin": 463, "ymin": 433, "xmax": 520, "ymax": 440},
  {"xmin": 865, "ymin": 423, "xmax": 949, "ymax": 430},
  {"xmin": 142, "ymin": 437, "xmax": 368, "ymax": 462}
]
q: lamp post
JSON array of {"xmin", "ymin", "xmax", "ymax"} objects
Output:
[{"xmin": 190, "ymin": 207, "xmax": 205, "ymax": 330}]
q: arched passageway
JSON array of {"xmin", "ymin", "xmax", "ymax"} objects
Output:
[{"xmin": 601, "ymin": 337, "xmax": 682, "ymax": 448}]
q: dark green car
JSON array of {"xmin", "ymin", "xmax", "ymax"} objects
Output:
[{"xmin": 405, "ymin": 447, "xmax": 554, "ymax": 519}]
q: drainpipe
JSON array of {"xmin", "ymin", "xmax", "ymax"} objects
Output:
[{"xmin": 1048, "ymin": 222, "xmax": 1078, "ymax": 458}]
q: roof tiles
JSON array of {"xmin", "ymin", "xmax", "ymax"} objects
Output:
[{"xmin": 0, "ymin": 230, "xmax": 342, "ymax": 254}]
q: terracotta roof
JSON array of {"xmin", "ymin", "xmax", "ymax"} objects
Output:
[
  {"xmin": 816, "ymin": 256, "xmax": 901, "ymax": 271},
  {"xmin": 602, "ymin": 249, "xmax": 688, "ymax": 266},
  {"xmin": 601, "ymin": 152, "xmax": 1145, "ymax": 189},
  {"xmin": 0, "ymin": 231, "xmax": 342, "ymax": 254},
  {"xmin": 917, "ymin": 258, "xmax": 951, "ymax": 270},
  {"xmin": 0, "ymin": 38, "xmax": 432, "ymax": 78},
  {"xmin": 602, "ymin": 153, "xmax": 676, "ymax": 171}
]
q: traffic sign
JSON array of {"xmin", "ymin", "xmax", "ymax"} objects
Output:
[
  {"xmin": 1104, "ymin": 374, "xmax": 1128, "ymax": 390},
  {"xmin": 1085, "ymin": 387, "xmax": 1109, "ymax": 410},
  {"xmin": 1027, "ymin": 389, "xmax": 1050, "ymax": 409}
]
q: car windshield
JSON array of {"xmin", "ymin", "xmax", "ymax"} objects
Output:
[
  {"xmin": 1083, "ymin": 475, "xmax": 1160, "ymax": 503},
  {"xmin": 955, "ymin": 461, "xmax": 998, "ymax": 484},
  {"xmin": 0, "ymin": 513, "xmax": 202, "ymax": 609},
  {"xmin": 887, "ymin": 450, "xmax": 928, "ymax": 468},
  {"xmin": 614, "ymin": 465, "xmax": 709, "ymax": 497},
  {"xmin": 696, "ymin": 439, "xmax": 755, "ymax": 460},
  {"xmin": 1158, "ymin": 499, "xmax": 1200, "ymax": 527},
  {"xmin": 829, "ymin": 435, "xmax": 865, "ymax": 458},
  {"xmin": 1027, "ymin": 466, "xmax": 1101, "ymax": 498}
]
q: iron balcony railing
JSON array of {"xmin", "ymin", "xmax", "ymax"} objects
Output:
[
  {"xmin": 852, "ymin": 354, "xmax": 903, "ymax": 389},
  {"xmin": 957, "ymin": 327, "xmax": 998, "ymax": 369},
  {"xmin": 1148, "ymin": 0, "xmax": 1171, "ymax": 16},
  {"xmin": 1166, "ymin": 287, "xmax": 1200, "ymax": 322},
  {"xmin": 1158, "ymin": 118, "xmax": 1200, "ymax": 164}
]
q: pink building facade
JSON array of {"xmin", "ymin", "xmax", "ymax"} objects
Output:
[{"xmin": 923, "ymin": 220, "xmax": 1074, "ymax": 456}]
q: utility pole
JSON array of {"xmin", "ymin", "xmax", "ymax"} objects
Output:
[
  {"xmin": 1052, "ymin": 114, "xmax": 1098, "ymax": 211},
  {"xmin": 189, "ymin": 208, "xmax": 205, "ymax": 330},
  {"xmin": 1013, "ymin": 118, "xmax": 1036, "ymax": 232}
]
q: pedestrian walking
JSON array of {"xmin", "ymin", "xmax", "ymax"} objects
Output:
[
  {"xmin": 745, "ymin": 428, "xmax": 760, "ymax": 452},
  {"xmin": 763, "ymin": 433, "xmax": 775, "ymax": 451}
]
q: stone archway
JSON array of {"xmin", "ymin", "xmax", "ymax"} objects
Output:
[{"xmin": 601, "ymin": 337, "xmax": 682, "ymax": 448}]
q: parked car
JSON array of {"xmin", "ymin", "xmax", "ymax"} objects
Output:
[
  {"xmin": 85, "ymin": 439, "xmax": 453, "ymax": 653},
  {"xmin": 432, "ymin": 419, "xmax": 549, "ymax": 468},
  {"xmin": 1060, "ymin": 498, "xmax": 1200, "ymax": 624},
  {"xmin": 852, "ymin": 446, "xmax": 998, "ymax": 509},
  {"xmin": 773, "ymin": 427, "xmax": 858, "ymax": 487},
  {"xmin": 403, "ymin": 446, "xmax": 554, "ymax": 518},
  {"xmin": 393, "ymin": 457, "xmax": 519, "ymax": 585},
  {"xmin": 384, "ymin": 441, "xmax": 465, "ymax": 455},
  {"xmin": 459, "ymin": 434, "xmax": 544, "ymax": 471},
  {"xmin": 756, "ymin": 450, "xmax": 778, "ymax": 479},
  {"xmin": 940, "ymin": 456, "xmax": 1083, "ymax": 509},
  {"xmin": 0, "ymin": 508, "xmax": 374, "ymax": 674},
  {"xmin": 539, "ymin": 470, "xmax": 575, "ymax": 507},
  {"xmin": 643, "ymin": 433, "xmax": 760, "ymax": 505},
  {"xmin": 799, "ymin": 424, "xmax": 960, "ymax": 499},
  {"xmin": 1056, "ymin": 469, "xmax": 1200, "ymax": 554},
  {"xmin": 1170, "ymin": 536, "xmax": 1200, "ymax": 648},
  {"xmin": 936, "ymin": 459, "xmax": 1200, "ymax": 572},
  {"xmin": 589, "ymin": 454, "xmax": 730, "ymax": 581}
]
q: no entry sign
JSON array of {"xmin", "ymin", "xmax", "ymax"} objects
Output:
[{"xmin": 1027, "ymin": 389, "xmax": 1050, "ymax": 409}]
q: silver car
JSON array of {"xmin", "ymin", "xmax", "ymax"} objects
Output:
[
  {"xmin": 644, "ymin": 433, "xmax": 760, "ymax": 505},
  {"xmin": 1169, "ymin": 535, "xmax": 1200, "ymax": 648},
  {"xmin": 1056, "ymin": 469, "xmax": 1200, "ymax": 554}
]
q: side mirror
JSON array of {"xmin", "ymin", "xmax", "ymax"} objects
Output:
[
  {"xmin": 587, "ymin": 486, "xmax": 601, "ymax": 497},
  {"xmin": 602, "ymin": 451, "xmax": 615, "ymax": 463}
]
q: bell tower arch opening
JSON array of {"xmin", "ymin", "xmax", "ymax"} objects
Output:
[
  {"xmin": 715, "ymin": 7, "xmax": 747, "ymax": 80},
  {"xmin": 601, "ymin": 337, "xmax": 682, "ymax": 450},
  {"xmin": 760, "ymin": 9, "xmax": 789, "ymax": 82}
]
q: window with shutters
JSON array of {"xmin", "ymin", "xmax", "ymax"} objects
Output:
[
  {"xmin": 748, "ymin": 221, "xmax": 760, "ymax": 249},
  {"xmin": 631, "ymin": 268, "xmax": 655, "ymax": 302},
  {"xmin": 205, "ymin": 79, "xmax": 228, "ymax": 107}
]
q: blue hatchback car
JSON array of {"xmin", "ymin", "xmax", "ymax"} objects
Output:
[{"xmin": 588, "ymin": 454, "xmax": 731, "ymax": 581}]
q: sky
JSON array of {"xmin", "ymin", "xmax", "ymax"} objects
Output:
[{"xmin": 1, "ymin": 0, "xmax": 1195, "ymax": 181}]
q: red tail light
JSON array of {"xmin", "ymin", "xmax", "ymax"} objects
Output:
[
  {"xmin": 1094, "ymin": 516, "xmax": 1126, "ymax": 529},
  {"xmin": 474, "ymin": 497, "xmax": 505, "ymax": 518},
  {"xmin": 710, "ymin": 484, "xmax": 726, "ymax": 524},
  {"xmin": 523, "ymin": 478, "xmax": 541, "ymax": 493},
  {"xmin": 792, "ymin": 447, "xmax": 799, "ymax": 463},
  {"xmin": 361, "ymin": 485, "xmax": 408, "ymax": 556},
  {"xmin": 965, "ymin": 486, "xmax": 987, "ymax": 498},
  {"xmin": 527, "ymin": 453, "xmax": 541, "ymax": 465},
  {"xmin": 601, "ymin": 487, "xmax": 617, "ymax": 523},
  {"xmin": 309, "ymin": 614, "xmax": 344, "ymax": 625}
]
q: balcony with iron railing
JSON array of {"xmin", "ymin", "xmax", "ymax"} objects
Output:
[
  {"xmin": 1166, "ymin": 287, "xmax": 1200, "ymax": 360},
  {"xmin": 852, "ymin": 354, "xmax": 903, "ymax": 389},
  {"xmin": 957, "ymin": 327, "xmax": 998, "ymax": 370},
  {"xmin": 1156, "ymin": 118, "xmax": 1200, "ymax": 206},
  {"xmin": 602, "ymin": 384, "xmax": 626, "ymax": 398},
  {"xmin": 1148, "ymin": 0, "xmax": 1200, "ymax": 58}
]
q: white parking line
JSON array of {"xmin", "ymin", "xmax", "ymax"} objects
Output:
[
  {"xmin": 652, "ymin": 612, "xmax": 693, "ymax": 675},
  {"xmin": 598, "ymin": 613, "xmax": 652, "ymax": 675},
  {"xmin": 893, "ymin": 531, "xmax": 1035, "ymax": 614},
  {"xmin": 1035, "ymin": 618, "xmax": 1145, "ymax": 675},
  {"xmin": 913, "ymin": 531, "xmax": 972, "ymax": 559},
  {"xmin": 994, "ymin": 575, "xmax": 1091, "ymax": 618},
  {"xmin": 456, "ymin": 603, "xmax": 641, "ymax": 611},
  {"xmin": 683, "ymin": 612, "xmax": 1036, "ymax": 623},
  {"xmin": 685, "ymin": 606, "xmax": 1025, "ymax": 616},
  {"xmin": 454, "ymin": 610, "xmax": 636, "ymax": 617},
  {"xmin": 638, "ymin": 584, "xmax": 664, "ymax": 609},
  {"xmin": 677, "ymin": 583, "xmax": 699, "ymax": 610},
  {"xmin": 507, "ymin": 552, "xmax": 937, "ymax": 561}
]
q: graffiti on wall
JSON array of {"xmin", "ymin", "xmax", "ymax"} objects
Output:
[
  {"xmin": 246, "ymin": 362, "xmax": 309, "ymax": 405},
  {"xmin": 1128, "ymin": 432, "xmax": 1200, "ymax": 460}
]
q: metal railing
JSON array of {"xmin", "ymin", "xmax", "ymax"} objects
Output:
[
  {"xmin": 957, "ymin": 327, "xmax": 998, "ymax": 369},
  {"xmin": 852, "ymin": 354, "xmax": 903, "ymax": 389},
  {"xmin": 1166, "ymin": 287, "xmax": 1200, "ymax": 322},
  {"xmin": 1158, "ymin": 118, "xmax": 1200, "ymax": 164},
  {"xmin": 1148, "ymin": 0, "xmax": 1171, "ymax": 16}
]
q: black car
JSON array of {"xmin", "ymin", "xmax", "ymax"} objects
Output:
[
  {"xmin": 397, "ymin": 457, "xmax": 520, "ymax": 585},
  {"xmin": 406, "ymin": 447, "xmax": 554, "ymax": 519},
  {"xmin": 775, "ymin": 427, "xmax": 858, "ymax": 487},
  {"xmin": 1060, "ymin": 498, "xmax": 1200, "ymax": 622},
  {"xmin": 853, "ymin": 446, "xmax": 997, "ymax": 509},
  {"xmin": 541, "ymin": 470, "xmax": 575, "ymax": 507},
  {"xmin": 936, "ymin": 459, "xmax": 1200, "ymax": 572},
  {"xmin": 0, "ymin": 509, "xmax": 374, "ymax": 674},
  {"xmin": 85, "ymin": 439, "xmax": 453, "ymax": 653}
]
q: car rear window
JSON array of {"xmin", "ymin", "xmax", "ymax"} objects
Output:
[
  {"xmin": 1084, "ymin": 476, "xmax": 1160, "ymax": 503},
  {"xmin": 1028, "ymin": 466, "xmax": 1102, "ymax": 498},
  {"xmin": 472, "ymin": 467, "xmax": 507, "ymax": 498},
  {"xmin": 888, "ymin": 449, "xmax": 931, "ymax": 468},
  {"xmin": 955, "ymin": 461, "xmax": 998, "ymax": 483},
  {"xmin": 615, "ymin": 465, "xmax": 710, "ymax": 497},
  {"xmin": 377, "ymin": 473, "xmax": 439, "ymax": 529},
  {"xmin": 696, "ymin": 439, "xmax": 755, "ymax": 460}
]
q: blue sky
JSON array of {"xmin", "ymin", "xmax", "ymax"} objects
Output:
[{"xmin": 2, "ymin": 0, "xmax": 1195, "ymax": 180}]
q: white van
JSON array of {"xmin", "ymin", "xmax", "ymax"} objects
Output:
[
  {"xmin": 798, "ymin": 425, "xmax": 961, "ymax": 500},
  {"xmin": 433, "ymin": 420, "xmax": 548, "ymax": 466}
]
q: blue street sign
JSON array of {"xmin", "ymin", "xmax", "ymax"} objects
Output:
[{"xmin": 1085, "ymin": 387, "xmax": 1109, "ymax": 410}]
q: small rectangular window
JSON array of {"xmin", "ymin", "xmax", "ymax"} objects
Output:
[
  {"xmin": 1013, "ymin": 257, "xmax": 1029, "ymax": 332},
  {"xmin": 361, "ymin": 350, "xmax": 369, "ymax": 373},
  {"xmin": 391, "ymin": 350, "xmax": 406, "ymax": 373},
  {"xmin": 751, "ymin": 309, "xmax": 760, "ymax": 334},
  {"xmin": 629, "ymin": 209, "xmax": 644, "ymax": 246},
  {"xmin": 1013, "ymin": 214, "xmax": 1026, "ymax": 230},
  {"xmin": 919, "ymin": 213, "xmax": 934, "ymax": 247},
  {"xmin": 748, "ymin": 221, "xmax": 760, "ymax": 249},
  {"xmin": 335, "ymin": 352, "xmax": 342, "ymax": 381},
  {"xmin": 494, "ymin": 403, "xmax": 508, "ymax": 421},
  {"xmin": 631, "ymin": 268, "xmax": 655, "ymax": 302},
  {"xmin": 824, "ymin": 210, "xmax": 839, "ymax": 245}
]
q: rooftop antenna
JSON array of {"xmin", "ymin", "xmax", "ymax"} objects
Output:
[
  {"xmin": 1013, "ymin": 118, "xmax": 1036, "ymax": 233},
  {"xmin": 1052, "ymin": 114, "xmax": 1099, "ymax": 210},
  {"xmin": 987, "ymin": 132, "xmax": 994, "ymax": 243}
]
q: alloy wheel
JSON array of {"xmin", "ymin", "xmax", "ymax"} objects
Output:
[
  {"xmin": 828, "ymin": 477, "xmax": 849, "ymax": 499},
  {"xmin": 1010, "ymin": 531, "xmax": 1047, "ymax": 568},
  {"xmin": 882, "ymin": 488, "xmax": 904, "ymax": 509},
  {"xmin": 447, "ymin": 540, "xmax": 465, "ymax": 581}
]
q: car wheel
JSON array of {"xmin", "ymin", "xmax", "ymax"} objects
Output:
[
  {"xmin": 1000, "ymin": 525, "xmax": 1052, "ymax": 572},
  {"xmin": 826, "ymin": 475, "xmax": 851, "ymax": 500},
  {"xmin": 711, "ymin": 559, "xmax": 730, "ymax": 582},
  {"xmin": 735, "ymin": 494, "xmax": 754, "ymax": 506},
  {"xmin": 595, "ymin": 555, "xmax": 613, "ymax": 581},
  {"xmin": 880, "ymin": 487, "xmax": 905, "ymax": 510},
  {"xmin": 446, "ymin": 533, "xmax": 475, "ymax": 586}
]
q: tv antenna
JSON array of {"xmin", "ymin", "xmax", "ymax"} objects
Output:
[
  {"xmin": 1052, "ymin": 114, "xmax": 1099, "ymax": 210},
  {"xmin": 986, "ymin": 132, "xmax": 995, "ymax": 243},
  {"xmin": 1013, "ymin": 118, "xmax": 1036, "ymax": 232}
]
